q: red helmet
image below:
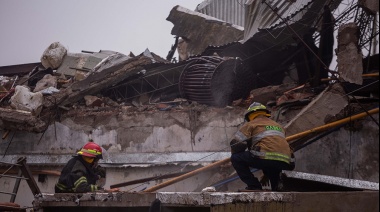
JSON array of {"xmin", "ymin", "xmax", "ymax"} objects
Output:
[{"xmin": 77, "ymin": 142, "xmax": 102, "ymax": 159}]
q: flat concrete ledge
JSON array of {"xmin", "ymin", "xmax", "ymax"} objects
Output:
[
  {"xmin": 34, "ymin": 192, "xmax": 156, "ymax": 208},
  {"xmin": 34, "ymin": 191, "xmax": 379, "ymax": 212},
  {"xmin": 158, "ymin": 192, "xmax": 295, "ymax": 205}
]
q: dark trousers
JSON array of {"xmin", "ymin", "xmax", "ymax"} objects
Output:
[{"xmin": 231, "ymin": 151, "xmax": 290, "ymax": 191}]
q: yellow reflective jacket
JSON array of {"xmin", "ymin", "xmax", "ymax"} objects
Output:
[{"xmin": 232, "ymin": 115, "xmax": 293, "ymax": 164}]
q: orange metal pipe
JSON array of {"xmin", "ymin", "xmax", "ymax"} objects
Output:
[
  {"xmin": 144, "ymin": 108, "xmax": 379, "ymax": 192},
  {"xmin": 286, "ymin": 108, "xmax": 379, "ymax": 143},
  {"xmin": 143, "ymin": 158, "xmax": 230, "ymax": 192}
]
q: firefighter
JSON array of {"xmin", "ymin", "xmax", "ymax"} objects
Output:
[
  {"xmin": 55, "ymin": 141, "xmax": 119, "ymax": 193},
  {"xmin": 230, "ymin": 102, "xmax": 295, "ymax": 191}
]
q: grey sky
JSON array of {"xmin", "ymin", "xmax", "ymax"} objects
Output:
[{"xmin": 0, "ymin": 0, "xmax": 200, "ymax": 66}]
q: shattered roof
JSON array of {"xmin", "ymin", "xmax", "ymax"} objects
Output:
[{"xmin": 195, "ymin": 0, "xmax": 247, "ymax": 27}]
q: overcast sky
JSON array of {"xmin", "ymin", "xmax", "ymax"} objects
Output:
[{"xmin": 0, "ymin": 0, "xmax": 200, "ymax": 66}]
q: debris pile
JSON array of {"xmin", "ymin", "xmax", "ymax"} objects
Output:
[{"xmin": 0, "ymin": 1, "xmax": 378, "ymax": 136}]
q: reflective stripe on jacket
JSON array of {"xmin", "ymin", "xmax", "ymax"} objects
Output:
[
  {"xmin": 232, "ymin": 115, "xmax": 292, "ymax": 164},
  {"xmin": 55, "ymin": 156, "xmax": 99, "ymax": 193}
]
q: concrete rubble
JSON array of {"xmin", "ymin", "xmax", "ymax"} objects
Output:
[{"xmin": 0, "ymin": 0, "xmax": 379, "ymax": 211}]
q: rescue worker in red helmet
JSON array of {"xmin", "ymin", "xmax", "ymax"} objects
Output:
[
  {"xmin": 55, "ymin": 141, "xmax": 119, "ymax": 193},
  {"xmin": 230, "ymin": 102, "xmax": 295, "ymax": 191}
]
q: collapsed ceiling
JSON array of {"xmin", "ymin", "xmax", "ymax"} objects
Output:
[{"xmin": 0, "ymin": 0, "xmax": 378, "ymax": 134}]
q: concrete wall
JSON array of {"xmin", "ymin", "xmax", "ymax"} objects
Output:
[
  {"xmin": 1, "ymin": 106, "xmax": 378, "ymax": 208},
  {"xmin": 1, "ymin": 108, "xmax": 243, "ymax": 158},
  {"xmin": 294, "ymin": 114, "xmax": 379, "ymax": 182},
  {"xmin": 0, "ymin": 107, "xmax": 243, "ymax": 207}
]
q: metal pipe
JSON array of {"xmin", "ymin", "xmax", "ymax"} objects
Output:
[
  {"xmin": 287, "ymin": 108, "xmax": 379, "ymax": 143},
  {"xmin": 110, "ymin": 171, "xmax": 188, "ymax": 189},
  {"xmin": 143, "ymin": 108, "xmax": 379, "ymax": 192},
  {"xmin": 143, "ymin": 158, "xmax": 230, "ymax": 192}
]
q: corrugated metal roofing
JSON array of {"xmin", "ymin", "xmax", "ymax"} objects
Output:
[
  {"xmin": 244, "ymin": 0, "xmax": 342, "ymax": 47},
  {"xmin": 194, "ymin": 0, "xmax": 342, "ymax": 46},
  {"xmin": 195, "ymin": 0, "xmax": 248, "ymax": 27},
  {"xmin": 244, "ymin": 0, "xmax": 314, "ymax": 42}
]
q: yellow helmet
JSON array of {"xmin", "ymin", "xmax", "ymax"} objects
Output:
[{"xmin": 244, "ymin": 102, "xmax": 270, "ymax": 122}]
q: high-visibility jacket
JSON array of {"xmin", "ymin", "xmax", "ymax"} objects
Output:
[
  {"xmin": 55, "ymin": 156, "xmax": 100, "ymax": 193},
  {"xmin": 231, "ymin": 115, "xmax": 294, "ymax": 165}
]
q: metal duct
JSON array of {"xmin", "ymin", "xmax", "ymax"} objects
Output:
[{"xmin": 179, "ymin": 56, "xmax": 244, "ymax": 107}]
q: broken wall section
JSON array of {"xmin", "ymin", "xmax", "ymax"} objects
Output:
[
  {"xmin": 0, "ymin": 107, "xmax": 244, "ymax": 164},
  {"xmin": 279, "ymin": 83, "xmax": 379, "ymax": 182}
]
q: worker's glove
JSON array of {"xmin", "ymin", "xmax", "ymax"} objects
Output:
[{"xmin": 230, "ymin": 139, "xmax": 247, "ymax": 154}]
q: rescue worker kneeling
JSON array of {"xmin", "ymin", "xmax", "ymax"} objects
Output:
[
  {"xmin": 230, "ymin": 102, "xmax": 295, "ymax": 191},
  {"xmin": 55, "ymin": 141, "xmax": 119, "ymax": 193}
]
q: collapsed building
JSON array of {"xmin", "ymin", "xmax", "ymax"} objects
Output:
[{"xmin": 0, "ymin": 0, "xmax": 379, "ymax": 211}]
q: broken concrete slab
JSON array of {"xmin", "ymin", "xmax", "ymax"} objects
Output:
[
  {"xmin": 336, "ymin": 22, "xmax": 364, "ymax": 85},
  {"xmin": 55, "ymin": 50, "xmax": 123, "ymax": 80},
  {"xmin": 56, "ymin": 53, "xmax": 91, "ymax": 77},
  {"xmin": 284, "ymin": 83, "xmax": 349, "ymax": 136},
  {"xmin": 33, "ymin": 74, "xmax": 57, "ymax": 92},
  {"xmin": 0, "ymin": 56, "xmax": 152, "ymax": 133},
  {"xmin": 40, "ymin": 42, "xmax": 67, "ymax": 69},
  {"xmin": 0, "ymin": 108, "xmax": 47, "ymax": 132},
  {"xmin": 245, "ymin": 83, "xmax": 299, "ymax": 107},
  {"xmin": 167, "ymin": 5, "xmax": 244, "ymax": 57},
  {"xmin": 56, "ymin": 53, "xmax": 99, "ymax": 78},
  {"xmin": 10, "ymin": 85, "xmax": 44, "ymax": 116},
  {"xmin": 86, "ymin": 52, "xmax": 131, "ymax": 76},
  {"xmin": 84, "ymin": 95, "xmax": 103, "ymax": 107}
]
